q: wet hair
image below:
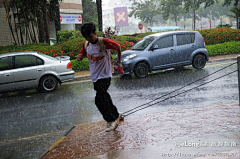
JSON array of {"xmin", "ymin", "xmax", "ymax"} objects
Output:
[{"xmin": 81, "ymin": 22, "xmax": 96, "ymax": 38}]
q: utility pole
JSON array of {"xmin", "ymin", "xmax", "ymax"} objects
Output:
[{"xmin": 96, "ymin": 0, "xmax": 103, "ymax": 31}]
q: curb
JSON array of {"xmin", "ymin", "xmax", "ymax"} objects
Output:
[
  {"xmin": 71, "ymin": 57, "xmax": 237, "ymax": 82},
  {"xmin": 207, "ymin": 57, "xmax": 237, "ymax": 63},
  {"xmin": 39, "ymin": 126, "xmax": 77, "ymax": 159}
]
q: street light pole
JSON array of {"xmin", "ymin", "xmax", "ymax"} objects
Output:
[{"xmin": 96, "ymin": 0, "xmax": 103, "ymax": 32}]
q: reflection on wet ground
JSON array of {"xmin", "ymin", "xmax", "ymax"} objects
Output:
[
  {"xmin": 0, "ymin": 62, "xmax": 238, "ymax": 159},
  {"xmin": 42, "ymin": 103, "xmax": 240, "ymax": 159}
]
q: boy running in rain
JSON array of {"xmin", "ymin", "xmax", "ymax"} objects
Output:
[{"xmin": 77, "ymin": 22, "xmax": 123, "ymax": 132}]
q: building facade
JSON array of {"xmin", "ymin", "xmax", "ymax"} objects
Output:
[{"xmin": 102, "ymin": 0, "xmax": 140, "ymax": 34}]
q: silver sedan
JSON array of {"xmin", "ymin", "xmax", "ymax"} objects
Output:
[{"xmin": 0, "ymin": 51, "xmax": 75, "ymax": 93}]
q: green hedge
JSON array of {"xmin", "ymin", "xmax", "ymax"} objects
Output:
[
  {"xmin": 57, "ymin": 30, "xmax": 83, "ymax": 42},
  {"xmin": 198, "ymin": 28, "xmax": 240, "ymax": 45},
  {"xmin": 1, "ymin": 28, "xmax": 240, "ymax": 72},
  {"xmin": 206, "ymin": 41, "xmax": 240, "ymax": 56},
  {"xmin": 71, "ymin": 41, "xmax": 240, "ymax": 71}
]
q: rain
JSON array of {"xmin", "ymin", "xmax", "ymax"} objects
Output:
[{"xmin": 0, "ymin": 0, "xmax": 240, "ymax": 158}]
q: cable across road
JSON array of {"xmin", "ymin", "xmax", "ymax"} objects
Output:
[{"xmin": 122, "ymin": 62, "xmax": 237, "ymax": 117}]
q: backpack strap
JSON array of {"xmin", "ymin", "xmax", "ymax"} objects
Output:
[
  {"xmin": 84, "ymin": 41, "xmax": 88, "ymax": 53},
  {"xmin": 98, "ymin": 37, "xmax": 114, "ymax": 73},
  {"xmin": 84, "ymin": 38, "xmax": 106, "ymax": 54},
  {"xmin": 98, "ymin": 37, "xmax": 107, "ymax": 53}
]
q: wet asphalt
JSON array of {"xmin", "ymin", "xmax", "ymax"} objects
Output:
[{"xmin": 0, "ymin": 60, "xmax": 239, "ymax": 159}]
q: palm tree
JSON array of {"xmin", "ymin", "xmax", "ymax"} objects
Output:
[{"xmin": 229, "ymin": 6, "xmax": 240, "ymax": 29}]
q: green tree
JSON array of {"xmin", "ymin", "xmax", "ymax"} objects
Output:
[
  {"xmin": 223, "ymin": 0, "xmax": 239, "ymax": 6},
  {"xmin": 229, "ymin": 6, "xmax": 240, "ymax": 28},
  {"xmin": 129, "ymin": 0, "xmax": 161, "ymax": 27},
  {"xmin": 182, "ymin": 0, "xmax": 206, "ymax": 30},
  {"xmin": 161, "ymin": 0, "xmax": 184, "ymax": 26},
  {"xmin": 82, "ymin": 0, "xmax": 98, "ymax": 24},
  {"xmin": 3, "ymin": 0, "xmax": 61, "ymax": 45}
]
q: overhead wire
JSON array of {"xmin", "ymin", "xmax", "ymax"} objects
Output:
[{"xmin": 122, "ymin": 62, "xmax": 237, "ymax": 117}]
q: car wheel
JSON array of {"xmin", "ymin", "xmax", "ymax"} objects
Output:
[
  {"xmin": 39, "ymin": 75, "xmax": 58, "ymax": 92},
  {"xmin": 192, "ymin": 54, "xmax": 206, "ymax": 69},
  {"xmin": 134, "ymin": 62, "xmax": 149, "ymax": 78}
]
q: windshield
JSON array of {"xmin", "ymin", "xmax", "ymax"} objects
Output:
[{"xmin": 131, "ymin": 36, "xmax": 157, "ymax": 50}]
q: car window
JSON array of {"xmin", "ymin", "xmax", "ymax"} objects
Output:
[
  {"xmin": 38, "ymin": 52, "xmax": 58, "ymax": 61},
  {"xmin": 153, "ymin": 35, "xmax": 173, "ymax": 49},
  {"xmin": 0, "ymin": 56, "xmax": 13, "ymax": 71},
  {"xmin": 176, "ymin": 33, "xmax": 195, "ymax": 46},
  {"xmin": 15, "ymin": 55, "xmax": 43, "ymax": 68},
  {"xmin": 131, "ymin": 36, "xmax": 157, "ymax": 50}
]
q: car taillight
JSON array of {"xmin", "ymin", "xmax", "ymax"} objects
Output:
[
  {"xmin": 67, "ymin": 62, "xmax": 72, "ymax": 69},
  {"xmin": 202, "ymin": 37, "xmax": 206, "ymax": 46}
]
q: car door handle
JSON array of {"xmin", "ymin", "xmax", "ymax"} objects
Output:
[
  {"xmin": 170, "ymin": 49, "xmax": 175, "ymax": 52},
  {"xmin": 192, "ymin": 45, "xmax": 195, "ymax": 48},
  {"xmin": 5, "ymin": 74, "xmax": 10, "ymax": 77},
  {"xmin": 38, "ymin": 69, "xmax": 42, "ymax": 72}
]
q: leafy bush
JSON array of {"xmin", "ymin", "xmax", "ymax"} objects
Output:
[
  {"xmin": 108, "ymin": 36, "xmax": 138, "ymax": 54},
  {"xmin": 103, "ymin": 27, "xmax": 115, "ymax": 38},
  {"xmin": 57, "ymin": 29, "xmax": 83, "ymax": 42},
  {"xmin": 71, "ymin": 58, "xmax": 89, "ymax": 72},
  {"xmin": 56, "ymin": 38, "xmax": 85, "ymax": 59},
  {"xmin": 198, "ymin": 28, "xmax": 240, "ymax": 45},
  {"xmin": 217, "ymin": 24, "xmax": 232, "ymax": 28},
  {"xmin": 206, "ymin": 41, "xmax": 240, "ymax": 56},
  {"xmin": 71, "ymin": 55, "xmax": 116, "ymax": 71},
  {"xmin": 1, "ymin": 28, "xmax": 240, "ymax": 72}
]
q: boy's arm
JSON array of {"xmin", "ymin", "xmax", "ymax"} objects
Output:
[
  {"xmin": 103, "ymin": 38, "xmax": 123, "ymax": 68},
  {"xmin": 77, "ymin": 42, "xmax": 87, "ymax": 61},
  {"xmin": 116, "ymin": 44, "xmax": 122, "ymax": 68}
]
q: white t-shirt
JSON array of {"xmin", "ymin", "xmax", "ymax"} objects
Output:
[{"xmin": 86, "ymin": 42, "xmax": 112, "ymax": 82}]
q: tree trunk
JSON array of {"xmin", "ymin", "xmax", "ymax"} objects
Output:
[
  {"xmin": 37, "ymin": 11, "xmax": 44, "ymax": 43},
  {"xmin": 175, "ymin": 15, "xmax": 178, "ymax": 26},
  {"xmin": 209, "ymin": 19, "xmax": 211, "ymax": 29},
  {"xmin": 51, "ymin": 0, "xmax": 61, "ymax": 40},
  {"xmin": 193, "ymin": 10, "xmax": 196, "ymax": 30},
  {"xmin": 42, "ymin": 0, "xmax": 49, "ymax": 44},
  {"xmin": 237, "ymin": 17, "xmax": 239, "ymax": 29},
  {"xmin": 15, "ymin": 2, "xmax": 24, "ymax": 45},
  {"xmin": 3, "ymin": 0, "xmax": 17, "ymax": 45},
  {"xmin": 96, "ymin": 0, "xmax": 103, "ymax": 31}
]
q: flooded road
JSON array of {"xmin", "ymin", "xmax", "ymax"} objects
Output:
[{"xmin": 0, "ymin": 61, "xmax": 238, "ymax": 159}]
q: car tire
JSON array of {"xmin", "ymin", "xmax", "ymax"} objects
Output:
[
  {"xmin": 39, "ymin": 75, "xmax": 58, "ymax": 92},
  {"xmin": 192, "ymin": 54, "xmax": 206, "ymax": 69},
  {"xmin": 134, "ymin": 62, "xmax": 149, "ymax": 78}
]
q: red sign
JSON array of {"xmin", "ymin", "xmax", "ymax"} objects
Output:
[
  {"xmin": 139, "ymin": 23, "xmax": 143, "ymax": 30},
  {"xmin": 78, "ymin": 16, "xmax": 81, "ymax": 22},
  {"xmin": 60, "ymin": 15, "xmax": 62, "ymax": 22}
]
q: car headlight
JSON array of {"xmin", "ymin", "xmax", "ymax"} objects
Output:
[{"xmin": 123, "ymin": 54, "xmax": 136, "ymax": 62}]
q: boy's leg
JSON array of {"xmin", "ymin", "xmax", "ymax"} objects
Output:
[{"xmin": 93, "ymin": 78, "xmax": 119, "ymax": 122}]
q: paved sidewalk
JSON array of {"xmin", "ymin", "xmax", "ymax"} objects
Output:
[
  {"xmin": 41, "ymin": 54, "xmax": 240, "ymax": 159},
  {"xmin": 41, "ymin": 103, "xmax": 240, "ymax": 159}
]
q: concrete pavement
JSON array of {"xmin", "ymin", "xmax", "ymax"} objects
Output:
[
  {"xmin": 41, "ymin": 103, "xmax": 240, "ymax": 159},
  {"xmin": 41, "ymin": 54, "xmax": 240, "ymax": 159}
]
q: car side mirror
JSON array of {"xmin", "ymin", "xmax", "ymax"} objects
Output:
[{"xmin": 150, "ymin": 45, "xmax": 159, "ymax": 50}]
